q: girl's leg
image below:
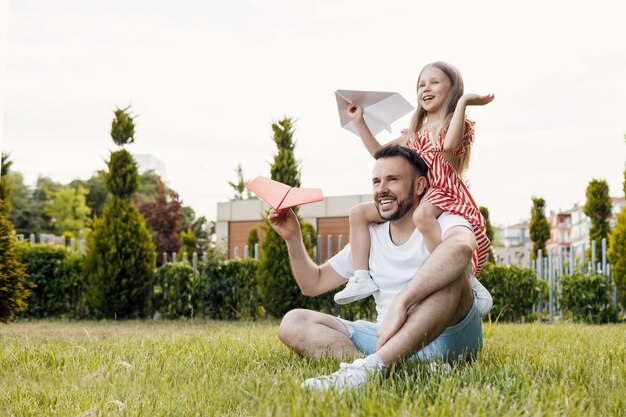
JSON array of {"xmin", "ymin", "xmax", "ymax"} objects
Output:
[
  {"xmin": 349, "ymin": 202, "xmax": 383, "ymax": 271},
  {"xmin": 412, "ymin": 201, "xmax": 443, "ymax": 253}
]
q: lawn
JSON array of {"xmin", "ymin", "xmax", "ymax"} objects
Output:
[{"xmin": 1, "ymin": 321, "xmax": 625, "ymax": 416}]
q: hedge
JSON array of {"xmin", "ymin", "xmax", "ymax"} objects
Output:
[
  {"xmin": 479, "ymin": 263, "xmax": 538, "ymax": 322},
  {"xmin": 559, "ymin": 272, "xmax": 618, "ymax": 323}
]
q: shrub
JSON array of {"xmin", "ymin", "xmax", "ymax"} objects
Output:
[
  {"xmin": 84, "ymin": 197, "xmax": 155, "ymax": 318},
  {"xmin": 16, "ymin": 243, "xmax": 84, "ymax": 318},
  {"xmin": 560, "ymin": 272, "xmax": 618, "ymax": 324},
  {"xmin": 153, "ymin": 262, "xmax": 195, "ymax": 319},
  {"xmin": 479, "ymin": 263, "xmax": 537, "ymax": 322},
  {"xmin": 196, "ymin": 258, "xmax": 262, "ymax": 320},
  {"xmin": 0, "ymin": 202, "xmax": 31, "ymax": 322}
]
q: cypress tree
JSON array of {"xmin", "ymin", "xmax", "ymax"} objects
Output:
[
  {"xmin": 583, "ymin": 179, "xmax": 612, "ymax": 261},
  {"xmin": 0, "ymin": 153, "xmax": 13, "ymax": 215},
  {"xmin": 608, "ymin": 207, "xmax": 626, "ymax": 309},
  {"xmin": 246, "ymin": 227, "xmax": 259, "ymax": 252},
  {"xmin": 84, "ymin": 107, "xmax": 155, "ymax": 318},
  {"xmin": 529, "ymin": 197, "xmax": 550, "ymax": 260},
  {"xmin": 479, "ymin": 206, "xmax": 495, "ymax": 263},
  {"xmin": 0, "ymin": 201, "xmax": 31, "ymax": 322},
  {"xmin": 257, "ymin": 118, "xmax": 314, "ymax": 317}
]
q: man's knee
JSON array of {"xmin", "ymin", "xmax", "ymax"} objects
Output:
[{"xmin": 278, "ymin": 309, "xmax": 310, "ymax": 345}]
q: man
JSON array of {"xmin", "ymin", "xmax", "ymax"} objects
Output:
[{"xmin": 268, "ymin": 145, "xmax": 484, "ymax": 391}]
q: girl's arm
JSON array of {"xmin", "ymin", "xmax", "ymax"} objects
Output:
[
  {"xmin": 442, "ymin": 93, "xmax": 494, "ymax": 153},
  {"xmin": 349, "ymin": 103, "xmax": 405, "ymax": 158}
]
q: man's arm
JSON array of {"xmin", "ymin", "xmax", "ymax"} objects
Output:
[
  {"xmin": 268, "ymin": 208, "xmax": 346, "ymax": 296},
  {"xmin": 376, "ymin": 225, "xmax": 475, "ymax": 349}
]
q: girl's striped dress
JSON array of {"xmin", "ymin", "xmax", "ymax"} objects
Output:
[{"xmin": 407, "ymin": 118, "xmax": 490, "ymax": 277}]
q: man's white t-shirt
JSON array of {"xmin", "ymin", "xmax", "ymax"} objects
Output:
[{"xmin": 328, "ymin": 212, "xmax": 472, "ymax": 323}]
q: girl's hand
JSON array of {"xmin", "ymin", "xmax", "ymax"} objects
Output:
[
  {"xmin": 461, "ymin": 93, "xmax": 495, "ymax": 106},
  {"xmin": 347, "ymin": 102, "xmax": 364, "ymax": 123}
]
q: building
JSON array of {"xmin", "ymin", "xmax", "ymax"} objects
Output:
[
  {"xmin": 216, "ymin": 194, "xmax": 372, "ymax": 260},
  {"xmin": 133, "ymin": 154, "xmax": 166, "ymax": 178},
  {"xmin": 502, "ymin": 222, "xmax": 531, "ymax": 248}
]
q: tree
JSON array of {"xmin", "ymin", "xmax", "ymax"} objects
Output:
[
  {"xmin": 84, "ymin": 106, "xmax": 155, "ymax": 318},
  {"xmin": 72, "ymin": 170, "xmax": 109, "ymax": 218},
  {"xmin": 44, "ymin": 185, "xmax": 91, "ymax": 236},
  {"xmin": 178, "ymin": 228, "xmax": 197, "ymax": 262},
  {"xmin": 110, "ymin": 105, "xmax": 135, "ymax": 146},
  {"xmin": 583, "ymin": 179, "xmax": 612, "ymax": 261},
  {"xmin": 1, "ymin": 153, "xmax": 13, "ymax": 215},
  {"xmin": 479, "ymin": 206, "xmax": 495, "ymax": 263},
  {"xmin": 0, "ymin": 201, "xmax": 31, "ymax": 322},
  {"xmin": 529, "ymin": 197, "xmax": 550, "ymax": 260},
  {"xmin": 7, "ymin": 171, "xmax": 32, "ymax": 234},
  {"xmin": 257, "ymin": 118, "xmax": 315, "ymax": 317},
  {"xmin": 228, "ymin": 162, "xmax": 254, "ymax": 200},
  {"xmin": 246, "ymin": 227, "xmax": 259, "ymax": 252},
  {"xmin": 137, "ymin": 175, "xmax": 183, "ymax": 261},
  {"xmin": 608, "ymin": 207, "xmax": 626, "ymax": 309},
  {"xmin": 180, "ymin": 207, "xmax": 210, "ymax": 254}
]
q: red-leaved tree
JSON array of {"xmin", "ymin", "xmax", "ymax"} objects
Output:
[{"xmin": 137, "ymin": 176, "xmax": 183, "ymax": 261}]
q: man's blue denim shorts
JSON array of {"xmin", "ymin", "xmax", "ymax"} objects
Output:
[{"xmin": 336, "ymin": 300, "xmax": 483, "ymax": 364}]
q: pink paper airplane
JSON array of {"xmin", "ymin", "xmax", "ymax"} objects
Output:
[{"xmin": 246, "ymin": 176, "xmax": 323, "ymax": 210}]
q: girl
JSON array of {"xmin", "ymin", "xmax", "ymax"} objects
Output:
[{"xmin": 334, "ymin": 61, "xmax": 493, "ymax": 315}]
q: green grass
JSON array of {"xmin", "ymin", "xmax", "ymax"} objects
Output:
[{"xmin": 1, "ymin": 321, "xmax": 625, "ymax": 416}]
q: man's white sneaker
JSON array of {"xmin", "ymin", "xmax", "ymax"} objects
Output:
[
  {"xmin": 300, "ymin": 358, "xmax": 383, "ymax": 392},
  {"xmin": 469, "ymin": 274, "xmax": 493, "ymax": 316},
  {"xmin": 334, "ymin": 274, "xmax": 379, "ymax": 305}
]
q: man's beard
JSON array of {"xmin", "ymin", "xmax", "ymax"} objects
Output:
[{"xmin": 375, "ymin": 183, "xmax": 416, "ymax": 222}]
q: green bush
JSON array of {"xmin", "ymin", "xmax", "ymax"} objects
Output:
[
  {"xmin": 479, "ymin": 263, "xmax": 538, "ymax": 322},
  {"xmin": 84, "ymin": 197, "xmax": 155, "ymax": 318},
  {"xmin": 153, "ymin": 262, "xmax": 195, "ymax": 319},
  {"xmin": 0, "ymin": 203, "xmax": 31, "ymax": 322},
  {"xmin": 560, "ymin": 272, "xmax": 618, "ymax": 324},
  {"xmin": 196, "ymin": 257, "xmax": 262, "ymax": 320},
  {"xmin": 16, "ymin": 243, "xmax": 84, "ymax": 318}
]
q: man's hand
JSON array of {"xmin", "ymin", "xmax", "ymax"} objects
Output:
[
  {"xmin": 376, "ymin": 298, "xmax": 409, "ymax": 350},
  {"xmin": 268, "ymin": 208, "xmax": 301, "ymax": 242},
  {"xmin": 460, "ymin": 93, "xmax": 495, "ymax": 106}
]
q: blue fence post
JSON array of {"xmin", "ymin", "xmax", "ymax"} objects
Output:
[
  {"xmin": 254, "ymin": 243, "xmax": 259, "ymax": 260},
  {"xmin": 548, "ymin": 250, "xmax": 554, "ymax": 324},
  {"xmin": 537, "ymin": 249, "xmax": 543, "ymax": 321},
  {"xmin": 192, "ymin": 252, "xmax": 198, "ymax": 275},
  {"xmin": 558, "ymin": 247, "xmax": 564, "ymax": 322},
  {"xmin": 172, "ymin": 252, "xmax": 177, "ymax": 263},
  {"xmin": 182, "ymin": 253, "xmax": 188, "ymax": 263},
  {"xmin": 316, "ymin": 234, "xmax": 322, "ymax": 265},
  {"xmin": 233, "ymin": 247, "xmax": 239, "ymax": 259},
  {"xmin": 591, "ymin": 240, "xmax": 596, "ymax": 271},
  {"xmin": 327, "ymin": 235, "xmax": 333, "ymax": 261},
  {"xmin": 602, "ymin": 238, "xmax": 607, "ymax": 275},
  {"xmin": 244, "ymin": 244, "xmax": 249, "ymax": 259},
  {"xmin": 338, "ymin": 234, "xmax": 343, "ymax": 251}
]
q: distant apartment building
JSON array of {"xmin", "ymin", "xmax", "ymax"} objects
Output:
[
  {"xmin": 546, "ymin": 197, "xmax": 626, "ymax": 254},
  {"xmin": 502, "ymin": 222, "xmax": 531, "ymax": 248},
  {"xmin": 134, "ymin": 154, "xmax": 166, "ymax": 178}
]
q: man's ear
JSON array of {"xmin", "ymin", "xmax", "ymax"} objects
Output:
[{"xmin": 414, "ymin": 176, "xmax": 428, "ymax": 196}]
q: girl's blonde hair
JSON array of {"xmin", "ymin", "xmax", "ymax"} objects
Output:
[{"xmin": 405, "ymin": 61, "xmax": 471, "ymax": 175}]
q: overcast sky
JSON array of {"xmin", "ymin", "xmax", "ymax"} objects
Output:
[{"xmin": 1, "ymin": 0, "xmax": 625, "ymax": 226}]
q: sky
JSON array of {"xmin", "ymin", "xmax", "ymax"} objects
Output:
[{"xmin": 1, "ymin": 0, "xmax": 625, "ymax": 226}]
